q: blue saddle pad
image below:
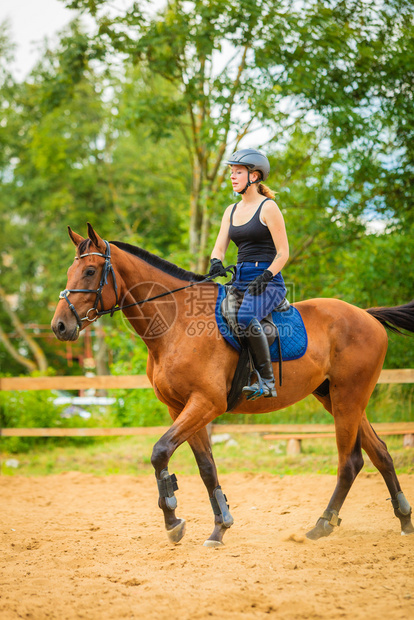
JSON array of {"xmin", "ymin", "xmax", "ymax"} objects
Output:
[{"xmin": 215, "ymin": 284, "xmax": 308, "ymax": 362}]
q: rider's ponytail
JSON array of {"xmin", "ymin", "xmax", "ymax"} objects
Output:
[{"xmin": 258, "ymin": 182, "xmax": 275, "ymax": 200}]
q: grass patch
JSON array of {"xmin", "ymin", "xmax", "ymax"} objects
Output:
[
  {"xmin": 1, "ymin": 433, "xmax": 412, "ymax": 477},
  {"xmin": 1, "ymin": 379, "xmax": 412, "ymax": 476}
]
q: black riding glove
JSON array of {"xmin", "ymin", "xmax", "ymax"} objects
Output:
[
  {"xmin": 247, "ymin": 269, "xmax": 273, "ymax": 296},
  {"xmin": 208, "ymin": 258, "xmax": 227, "ymax": 278}
]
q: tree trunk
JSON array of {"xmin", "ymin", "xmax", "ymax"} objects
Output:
[
  {"xmin": 197, "ymin": 194, "xmax": 212, "ymax": 273},
  {"xmin": 0, "ymin": 323, "xmax": 37, "ymax": 372},
  {"xmin": 0, "ymin": 286, "xmax": 48, "ymax": 373},
  {"xmin": 94, "ymin": 326, "xmax": 109, "ymax": 376},
  {"xmin": 93, "ymin": 326, "xmax": 109, "ymax": 396},
  {"xmin": 189, "ymin": 155, "xmax": 204, "ymax": 270}
]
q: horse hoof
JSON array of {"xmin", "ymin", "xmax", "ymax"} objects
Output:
[
  {"xmin": 306, "ymin": 519, "xmax": 334, "ymax": 541},
  {"xmin": 399, "ymin": 515, "xmax": 414, "ymax": 536},
  {"xmin": 166, "ymin": 519, "xmax": 186, "ymax": 544},
  {"xmin": 203, "ymin": 539, "xmax": 224, "ymax": 548},
  {"xmin": 401, "ymin": 528, "xmax": 414, "ymax": 536}
]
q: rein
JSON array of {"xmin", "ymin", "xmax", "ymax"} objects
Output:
[{"xmin": 59, "ymin": 240, "xmax": 235, "ymax": 330}]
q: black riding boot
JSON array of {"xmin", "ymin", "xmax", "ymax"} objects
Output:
[{"xmin": 242, "ymin": 318, "xmax": 277, "ymax": 401}]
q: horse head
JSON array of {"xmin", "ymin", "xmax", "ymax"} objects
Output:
[{"xmin": 51, "ymin": 223, "xmax": 119, "ymax": 341}]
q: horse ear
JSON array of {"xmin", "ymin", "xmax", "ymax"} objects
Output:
[
  {"xmin": 68, "ymin": 227, "xmax": 84, "ymax": 247},
  {"xmin": 87, "ymin": 223, "xmax": 106, "ymax": 252}
]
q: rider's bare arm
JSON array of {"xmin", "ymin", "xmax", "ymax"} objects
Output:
[
  {"xmin": 261, "ymin": 201, "xmax": 289, "ymax": 276},
  {"xmin": 210, "ymin": 205, "xmax": 232, "ymax": 262}
]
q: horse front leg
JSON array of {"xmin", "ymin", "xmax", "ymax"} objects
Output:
[
  {"xmin": 149, "ymin": 405, "xmax": 186, "ymax": 544},
  {"xmin": 150, "ymin": 396, "xmax": 225, "ymax": 545},
  {"xmin": 187, "ymin": 427, "xmax": 234, "ymax": 547}
]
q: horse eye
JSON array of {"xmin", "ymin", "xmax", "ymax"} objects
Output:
[{"xmin": 85, "ymin": 269, "xmax": 96, "ymax": 277}]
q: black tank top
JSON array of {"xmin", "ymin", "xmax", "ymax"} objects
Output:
[{"xmin": 229, "ymin": 198, "xmax": 276, "ymax": 262}]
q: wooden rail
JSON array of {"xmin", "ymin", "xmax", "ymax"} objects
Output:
[
  {"xmin": 262, "ymin": 425, "xmax": 414, "ymax": 454},
  {"xmin": 2, "ymin": 424, "xmax": 413, "ymax": 455},
  {"xmin": 0, "ymin": 368, "xmax": 413, "ymax": 392},
  {"xmin": 0, "ymin": 427, "xmax": 169, "ymax": 437},
  {"xmin": 0, "ymin": 375, "xmax": 152, "ymax": 391},
  {"xmin": 378, "ymin": 369, "xmax": 414, "ymax": 384},
  {"xmin": 1, "ymin": 371, "xmax": 413, "ymax": 453},
  {"xmin": 1, "ymin": 422, "xmax": 413, "ymax": 438}
]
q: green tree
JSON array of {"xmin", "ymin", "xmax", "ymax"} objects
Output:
[
  {"xmin": 2, "ymin": 2, "xmax": 413, "ymax": 375},
  {"xmin": 0, "ymin": 21, "xmax": 191, "ymax": 372},
  {"xmin": 64, "ymin": 0, "xmax": 414, "ymax": 270}
]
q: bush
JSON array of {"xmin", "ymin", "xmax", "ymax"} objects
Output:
[
  {"xmin": 111, "ymin": 389, "xmax": 171, "ymax": 427},
  {"xmin": 366, "ymin": 384, "xmax": 414, "ymax": 423},
  {"xmin": 106, "ymin": 322, "xmax": 171, "ymax": 427},
  {"xmin": 0, "ymin": 389, "xmax": 65, "ymax": 452},
  {"xmin": 0, "ymin": 383, "xmax": 116, "ymax": 453}
]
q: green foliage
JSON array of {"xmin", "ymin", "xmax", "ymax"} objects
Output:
[
  {"xmin": 218, "ymin": 384, "xmax": 414, "ymax": 426},
  {"xmin": 111, "ymin": 390, "xmax": 171, "ymax": 427},
  {"xmin": 0, "ymin": 388, "xmax": 61, "ymax": 428},
  {"xmin": 0, "ymin": 384, "xmax": 121, "ymax": 453},
  {"xmin": 105, "ymin": 316, "xmax": 171, "ymax": 426},
  {"xmin": 68, "ymin": 0, "xmax": 414, "ymax": 269},
  {"xmin": 0, "ymin": 389, "xmax": 63, "ymax": 452},
  {"xmin": 367, "ymin": 384, "xmax": 414, "ymax": 423},
  {"xmin": 0, "ymin": 19, "xmax": 193, "ymax": 373},
  {"xmin": 0, "ymin": 4, "xmax": 412, "ymax": 391}
]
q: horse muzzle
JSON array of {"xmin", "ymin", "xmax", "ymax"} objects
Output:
[{"xmin": 51, "ymin": 315, "xmax": 81, "ymax": 342}]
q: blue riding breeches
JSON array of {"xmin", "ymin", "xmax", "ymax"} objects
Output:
[{"xmin": 232, "ymin": 261, "xmax": 287, "ymax": 330}]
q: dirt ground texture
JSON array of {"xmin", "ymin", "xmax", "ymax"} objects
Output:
[{"xmin": 1, "ymin": 472, "xmax": 414, "ymax": 620}]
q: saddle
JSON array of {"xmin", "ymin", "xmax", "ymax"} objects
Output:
[
  {"xmin": 221, "ymin": 285, "xmax": 290, "ymax": 411},
  {"xmin": 221, "ymin": 285, "xmax": 290, "ymax": 346}
]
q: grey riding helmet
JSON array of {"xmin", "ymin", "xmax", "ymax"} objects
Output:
[{"xmin": 225, "ymin": 148, "xmax": 270, "ymax": 181}]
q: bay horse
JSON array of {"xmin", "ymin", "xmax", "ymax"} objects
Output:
[{"xmin": 51, "ymin": 224, "xmax": 414, "ymax": 546}]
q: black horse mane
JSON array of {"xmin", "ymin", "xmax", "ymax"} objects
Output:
[{"xmin": 109, "ymin": 240, "xmax": 206, "ymax": 282}]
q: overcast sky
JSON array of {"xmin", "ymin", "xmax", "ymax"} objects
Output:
[
  {"xmin": 1, "ymin": 0, "xmax": 277, "ymax": 155},
  {"xmin": 1, "ymin": 1, "xmax": 167, "ymax": 80},
  {"xmin": 1, "ymin": 0, "xmax": 76, "ymax": 79}
]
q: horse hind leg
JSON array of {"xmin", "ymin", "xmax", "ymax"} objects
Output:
[
  {"xmin": 187, "ymin": 427, "xmax": 234, "ymax": 547},
  {"xmin": 307, "ymin": 401, "xmax": 365, "ymax": 540},
  {"xmin": 360, "ymin": 414, "xmax": 413, "ymax": 535},
  {"xmin": 313, "ymin": 385, "xmax": 413, "ymax": 537}
]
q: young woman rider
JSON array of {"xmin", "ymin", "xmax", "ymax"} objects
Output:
[{"xmin": 208, "ymin": 148, "xmax": 289, "ymax": 400}]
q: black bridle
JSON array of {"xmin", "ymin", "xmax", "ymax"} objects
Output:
[
  {"xmin": 59, "ymin": 240, "xmax": 235, "ymax": 332},
  {"xmin": 58, "ymin": 240, "xmax": 120, "ymax": 330}
]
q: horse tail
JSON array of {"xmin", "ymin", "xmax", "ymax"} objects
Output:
[{"xmin": 366, "ymin": 300, "xmax": 414, "ymax": 335}]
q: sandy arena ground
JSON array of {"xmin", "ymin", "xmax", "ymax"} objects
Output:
[{"xmin": 1, "ymin": 472, "xmax": 414, "ymax": 619}]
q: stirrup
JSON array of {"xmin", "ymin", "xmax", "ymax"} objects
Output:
[
  {"xmin": 242, "ymin": 384, "xmax": 277, "ymax": 401},
  {"xmin": 242, "ymin": 372, "xmax": 277, "ymax": 401}
]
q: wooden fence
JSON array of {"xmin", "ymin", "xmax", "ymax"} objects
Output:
[
  {"xmin": 1, "ymin": 422, "xmax": 414, "ymax": 438},
  {"xmin": 1, "ymin": 368, "xmax": 413, "ymax": 392},
  {"xmin": 1, "ymin": 370, "xmax": 413, "ymax": 454}
]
